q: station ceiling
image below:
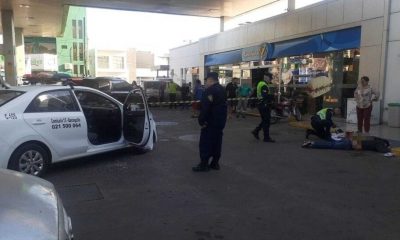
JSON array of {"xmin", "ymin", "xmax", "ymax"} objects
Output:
[{"xmin": 0, "ymin": 0, "xmax": 277, "ymax": 37}]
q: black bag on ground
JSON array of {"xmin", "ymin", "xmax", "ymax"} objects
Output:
[{"xmin": 361, "ymin": 137, "xmax": 391, "ymax": 153}]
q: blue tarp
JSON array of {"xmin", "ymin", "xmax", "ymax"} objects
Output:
[
  {"xmin": 205, "ymin": 49, "xmax": 242, "ymax": 66},
  {"xmin": 267, "ymin": 27, "xmax": 361, "ymax": 59},
  {"xmin": 268, "ymin": 35, "xmax": 322, "ymax": 59},
  {"xmin": 320, "ymin": 27, "xmax": 361, "ymax": 52}
]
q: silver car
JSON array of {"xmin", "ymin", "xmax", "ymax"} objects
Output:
[{"xmin": 0, "ymin": 169, "xmax": 73, "ymax": 240}]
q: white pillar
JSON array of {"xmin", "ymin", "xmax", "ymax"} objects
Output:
[
  {"xmin": 15, "ymin": 28, "xmax": 25, "ymax": 82},
  {"xmin": 288, "ymin": 0, "xmax": 296, "ymax": 12},
  {"xmin": 1, "ymin": 10, "xmax": 17, "ymax": 85},
  {"xmin": 220, "ymin": 16, "xmax": 231, "ymax": 32}
]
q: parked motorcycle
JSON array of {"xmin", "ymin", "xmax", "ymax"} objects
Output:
[{"xmin": 270, "ymin": 96, "xmax": 302, "ymax": 124}]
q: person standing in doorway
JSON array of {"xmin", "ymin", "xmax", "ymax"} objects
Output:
[
  {"xmin": 251, "ymin": 73, "xmax": 275, "ymax": 142},
  {"xmin": 191, "ymin": 79, "xmax": 204, "ymax": 118},
  {"xmin": 193, "ymin": 72, "xmax": 227, "ymax": 172},
  {"xmin": 167, "ymin": 80, "xmax": 177, "ymax": 109},
  {"xmin": 236, "ymin": 82, "xmax": 252, "ymax": 118},
  {"xmin": 354, "ymin": 76, "xmax": 378, "ymax": 134},
  {"xmin": 180, "ymin": 82, "xmax": 190, "ymax": 110},
  {"xmin": 225, "ymin": 78, "xmax": 238, "ymax": 119},
  {"xmin": 159, "ymin": 81, "xmax": 166, "ymax": 104}
]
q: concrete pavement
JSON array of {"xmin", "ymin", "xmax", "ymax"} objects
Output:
[{"xmin": 45, "ymin": 108, "xmax": 400, "ymax": 240}]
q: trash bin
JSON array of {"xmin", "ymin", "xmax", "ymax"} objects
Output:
[{"xmin": 388, "ymin": 103, "xmax": 400, "ymax": 127}]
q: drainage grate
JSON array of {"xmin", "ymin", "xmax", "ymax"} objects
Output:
[{"xmin": 57, "ymin": 183, "xmax": 103, "ymax": 206}]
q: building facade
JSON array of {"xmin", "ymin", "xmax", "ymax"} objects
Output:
[
  {"xmin": 89, "ymin": 49, "xmax": 130, "ymax": 80},
  {"xmin": 56, "ymin": 6, "xmax": 88, "ymax": 76},
  {"xmin": 89, "ymin": 48, "xmax": 156, "ymax": 83},
  {"xmin": 169, "ymin": 0, "xmax": 400, "ymax": 123}
]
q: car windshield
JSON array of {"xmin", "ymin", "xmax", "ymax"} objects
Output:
[
  {"xmin": 112, "ymin": 80, "xmax": 132, "ymax": 91},
  {"xmin": 0, "ymin": 90, "xmax": 24, "ymax": 107}
]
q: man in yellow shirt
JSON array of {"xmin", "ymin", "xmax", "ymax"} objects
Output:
[{"xmin": 167, "ymin": 80, "xmax": 178, "ymax": 109}]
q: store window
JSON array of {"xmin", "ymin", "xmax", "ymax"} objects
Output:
[
  {"xmin": 112, "ymin": 56, "xmax": 124, "ymax": 69},
  {"xmin": 73, "ymin": 65, "xmax": 78, "ymax": 76},
  {"xmin": 73, "ymin": 43, "xmax": 78, "ymax": 61},
  {"xmin": 276, "ymin": 49, "xmax": 360, "ymax": 116},
  {"xmin": 79, "ymin": 43, "xmax": 84, "ymax": 61},
  {"xmin": 80, "ymin": 65, "xmax": 85, "ymax": 76},
  {"xmin": 78, "ymin": 20, "xmax": 83, "ymax": 39},
  {"xmin": 98, "ymin": 56, "xmax": 109, "ymax": 69},
  {"xmin": 72, "ymin": 20, "xmax": 77, "ymax": 39},
  {"xmin": 295, "ymin": 0, "xmax": 325, "ymax": 9}
]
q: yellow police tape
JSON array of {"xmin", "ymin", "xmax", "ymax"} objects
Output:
[{"xmin": 146, "ymin": 97, "xmax": 259, "ymax": 106}]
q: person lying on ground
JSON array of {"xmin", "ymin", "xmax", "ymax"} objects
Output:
[{"xmin": 302, "ymin": 133, "xmax": 391, "ymax": 154}]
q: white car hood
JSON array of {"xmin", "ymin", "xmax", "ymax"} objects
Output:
[{"xmin": 0, "ymin": 169, "xmax": 59, "ymax": 240}]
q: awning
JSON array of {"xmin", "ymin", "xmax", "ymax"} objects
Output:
[
  {"xmin": 268, "ymin": 35, "xmax": 322, "ymax": 59},
  {"xmin": 320, "ymin": 27, "xmax": 361, "ymax": 52},
  {"xmin": 205, "ymin": 49, "xmax": 242, "ymax": 66},
  {"xmin": 266, "ymin": 27, "xmax": 361, "ymax": 59}
]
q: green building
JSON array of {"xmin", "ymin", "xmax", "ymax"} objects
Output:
[{"xmin": 56, "ymin": 6, "xmax": 88, "ymax": 76}]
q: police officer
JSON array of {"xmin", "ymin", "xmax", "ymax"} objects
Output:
[
  {"xmin": 193, "ymin": 72, "xmax": 227, "ymax": 172},
  {"xmin": 251, "ymin": 73, "xmax": 275, "ymax": 142},
  {"xmin": 306, "ymin": 108, "xmax": 337, "ymax": 140}
]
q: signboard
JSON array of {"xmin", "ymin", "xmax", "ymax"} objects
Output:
[
  {"xmin": 24, "ymin": 37, "xmax": 57, "ymax": 54},
  {"xmin": 241, "ymin": 43, "xmax": 269, "ymax": 62},
  {"xmin": 26, "ymin": 54, "xmax": 58, "ymax": 71},
  {"xmin": 346, "ymin": 99, "xmax": 380, "ymax": 125}
]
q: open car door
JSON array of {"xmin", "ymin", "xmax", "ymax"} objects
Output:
[{"xmin": 123, "ymin": 89, "xmax": 151, "ymax": 146}]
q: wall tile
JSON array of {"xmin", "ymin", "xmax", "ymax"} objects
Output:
[
  {"xmin": 286, "ymin": 14, "xmax": 299, "ymax": 36},
  {"xmin": 327, "ymin": 0, "xmax": 344, "ymax": 27},
  {"xmin": 384, "ymin": 41, "xmax": 400, "ymax": 107},
  {"xmin": 344, "ymin": 0, "xmax": 363, "ymax": 23},
  {"xmin": 262, "ymin": 20, "xmax": 275, "ymax": 41},
  {"xmin": 361, "ymin": 17, "xmax": 384, "ymax": 46},
  {"xmin": 298, "ymin": 9, "xmax": 312, "ymax": 34},
  {"xmin": 363, "ymin": 0, "xmax": 385, "ymax": 19},
  {"xmin": 389, "ymin": 12, "xmax": 400, "ymax": 41},
  {"xmin": 359, "ymin": 45, "xmax": 382, "ymax": 91},
  {"xmin": 274, "ymin": 15, "xmax": 287, "ymax": 39},
  {"xmin": 312, "ymin": 5, "xmax": 327, "ymax": 30},
  {"xmin": 392, "ymin": 0, "xmax": 400, "ymax": 12}
]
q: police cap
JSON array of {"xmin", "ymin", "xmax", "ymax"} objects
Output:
[{"xmin": 206, "ymin": 72, "xmax": 219, "ymax": 82}]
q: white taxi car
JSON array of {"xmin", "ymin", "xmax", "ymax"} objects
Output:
[{"xmin": 0, "ymin": 85, "xmax": 157, "ymax": 176}]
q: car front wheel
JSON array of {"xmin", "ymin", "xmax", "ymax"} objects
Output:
[{"xmin": 9, "ymin": 143, "xmax": 50, "ymax": 176}]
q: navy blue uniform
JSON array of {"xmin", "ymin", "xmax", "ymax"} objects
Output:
[
  {"xmin": 309, "ymin": 110, "xmax": 335, "ymax": 140},
  {"xmin": 253, "ymin": 83, "xmax": 274, "ymax": 141},
  {"xmin": 198, "ymin": 83, "xmax": 227, "ymax": 167}
]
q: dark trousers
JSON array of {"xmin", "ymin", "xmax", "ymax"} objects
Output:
[
  {"xmin": 254, "ymin": 103, "xmax": 271, "ymax": 140},
  {"xmin": 181, "ymin": 94, "xmax": 189, "ymax": 109},
  {"xmin": 310, "ymin": 116, "xmax": 332, "ymax": 140},
  {"xmin": 169, "ymin": 93, "xmax": 177, "ymax": 108},
  {"xmin": 311, "ymin": 139, "xmax": 352, "ymax": 150},
  {"xmin": 356, "ymin": 105, "xmax": 372, "ymax": 133},
  {"xmin": 199, "ymin": 127, "xmax": 223, "ymax": 166}
]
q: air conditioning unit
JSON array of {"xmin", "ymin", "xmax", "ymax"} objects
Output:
[{"xmin": 64, "ymin": 63, "xmax": 73, "ymax": 70}]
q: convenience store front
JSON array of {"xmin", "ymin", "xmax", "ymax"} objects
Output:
[{"xmin": 204, "ymin": 27, "xmax": 361, "ymax": 116}]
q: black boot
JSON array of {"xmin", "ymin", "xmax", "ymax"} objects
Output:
[
  {"xmin": 209, "ymin": 159, "xmax": 220, "ymax": 170},
  {"xmin": 192, "ymin": 163, "xmax": 209, "ymax": 172},
  {"xmin": 251, "ymin": 130, "xmax": 260, "ymax": 140}
]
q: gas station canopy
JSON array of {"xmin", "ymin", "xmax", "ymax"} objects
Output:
[{"xmin": 0, "ymin": 0, "xmax": 277, "ymax": 37}]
